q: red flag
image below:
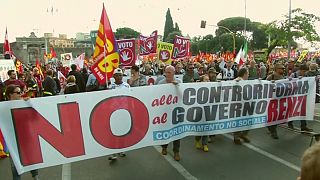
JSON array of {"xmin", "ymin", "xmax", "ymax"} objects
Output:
[
  {"xmin": 139, "ymin": 31, "xmax": 158, "ymax": 55},
  {"xmin": 172, "ymin": 35, "xmax": 190, "ymax": 59},
  {"xmin": 3, "ymin": 28, "xmax": 12, "ymax": 59},
  {"xmin": 50, "ymin": 47, "xmax": 57, "ymax": 58},
  {"xmin": 117, "ymin": 39, "xmax": 136, "ymax": 67},
  {"xmin": 36, "ymin": 59, "xmax": 44, "ymax": 79},
  {"xmin": 90, "ymin": 4, "xmax": 120, "ymax": 85},
  {"xmin": 15, "ymin": 59, "xmax": 24, "ymax": 74}
]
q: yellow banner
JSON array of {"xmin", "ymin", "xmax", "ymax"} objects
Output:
[{"xmin": 157, "ymin": 41, "xmax": 173, "ymax": 65}]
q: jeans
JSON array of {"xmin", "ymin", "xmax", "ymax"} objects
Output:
[
  {"xmin": 162, "ymin": 140, "xmax": 180, "ymax": 153},
  {"xmin": 195, "ymin": 136, "xmax": 208, "ymax": 145}
]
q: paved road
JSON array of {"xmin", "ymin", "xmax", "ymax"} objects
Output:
[{"xmin": 1, "ymin": 111, "xmax": 320, "ymax": 180}]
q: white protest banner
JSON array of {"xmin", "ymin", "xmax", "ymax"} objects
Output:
[
  {"xmin": 60, "ymin": 53, "xmax": 73, "ymax": 67},
  {"xmin": 0, "ymin": 78, "xmax": 316, "ymax": 174},
  {"xmin": 0, "ymin": 59, "xmax": 15, "ymax": 81}
]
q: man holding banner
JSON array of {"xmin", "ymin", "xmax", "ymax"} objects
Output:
[
  {"xmin": 266, "ymin": 63, "xmax": 285, "ymax": 139},
  {"xmin": 158, "ymin": 65, "xmax": 181, "ymax": 161}
]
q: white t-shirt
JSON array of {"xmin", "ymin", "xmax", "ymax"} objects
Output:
[
  {"xmin": 109, "ymin": 82, "xmax": 130, "ymax": 90},
  {"xmin": 222, "ymin": 68, "xmax": 234, "ymax": 80}
]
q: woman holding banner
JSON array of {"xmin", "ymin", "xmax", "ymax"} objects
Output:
[{"xmin": 5, "ymin": 84, "xmax": 40, "ymax": 180}]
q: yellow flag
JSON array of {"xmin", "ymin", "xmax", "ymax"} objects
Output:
[
  {"xmin": 297, "ymin": 50, "xmax": 309, "ymax": 63},
  {"xmin": 157, "ymin": 41, "xmax": 174, "ymax": 65}
]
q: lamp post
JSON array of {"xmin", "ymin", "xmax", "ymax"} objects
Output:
[
  {"xmin": 287, "ymin": 0, "xmax": 292, "ymax": 59},
  {"xmin": 200, "ymin": 20, "xmax": 236, "ymax": 54}
]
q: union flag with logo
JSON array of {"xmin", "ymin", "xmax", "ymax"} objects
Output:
[{"xmin": 91, "ymin": 4, "xmax": 119, "ymax": 85}]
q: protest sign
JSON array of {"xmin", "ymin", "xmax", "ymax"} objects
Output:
[
  {"xmin": 117, "ymin": 39, "xmax": 136, "ymax": 67},
  {"xmin": 172, "ymin": 36, "xmax": 190, "ymax": 59},
  {"xmin": 0, "ymin": 78, "xmax": 316, "ymax": 174},
  {"xmin": 157, "ymin": 41, "xmax": 173, "ymax": 65},
  {"xmin": 0, "ymin": 59, "xmax": 15, "ymax": 81}
]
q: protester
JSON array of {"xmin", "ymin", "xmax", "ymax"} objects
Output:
[
  {"xmin": 158, "ymin": 65, "xmax": 181, "ymax": 161},
  {"xmin": 68, "ymin": 64, "xmax": 85, "ymax": 92},
  {"xmin": 195, "ymin": 74, "xmax": 210, "ymax": 152},
  {"xmin": 233, "ymin": 67, "xmax": 251, "ymax": 145},
  {"xmin": 298, "ymin": 142, "xmax": 320, "ymax": 180},
  {"xmin": 248, "ymin": 60, "xmax": 258, "ymax": 80},
  {"xmin": 4, "ymin": 70, "xmax": 26, "ymax": 92},
  {"xmin": 42, "ymin": 69, "xmax": 57, "ymax": 96},
  {"xmin": 5, "ymin": 84, "xmax": 40, "ymax": 180},
  {"xmin": 288, "ymin": 64, "xmax": 313, "ymax": 132},
  {"xmin": 64, "ymin": 75, "xmax": 80, "ymax": 94},
  {"xmin": 108, "ymin": 68, "xmax": 130, "ymax": 160},
  {"xmin": 86, "ymin": 72, "xmax": 100, "ymax": 91},
  {"xmin": 128, "ymin": 65, "xmax": 147, "ymax": 87},
  {"xmin": 266, "ymin": 63, "xmax": 285, "ymax": 139},
  {"xmin": 24, "ymin": 71, "xmax": 39, "ymax": 98},
  {"xmin": 220, "ymin": 60, "xmax": 235, "ymax": 80},
  {"xmin": 183, "ymin": 63, "xmax": 199, "ymax": 83}
]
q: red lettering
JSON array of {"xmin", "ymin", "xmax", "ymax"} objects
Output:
[
  {"xmin": 161, "ymin": 113, "xmax": 167, "ymax": 123},
  {"xmin": 151, "ymin": 99, "xmax": 159, "ymax": 107},
  {"xmin": 12, "ymin": 103, "xmax": 85, "ymax": 166},
  {"xmin": 268, "ymin": 99, "xmax": 278, "ymax": 122},
  {"xmin": 90, "ymin": 96, "xmax": 149, "ymax": 149},
  {"xmin": 285, "ymin": 96, "xmax": 295, "ymax": 119},
  {"xmin": 153, "ymin": 117, "xmax": 161, "ymax": 124},
  {"xmin": 300, "ymin": 95, "xmax": 307, "ymax": 116},
  {"xmin": 278, "ymin": 98, "xmax": 287, "ymax": 120},
  {"xmin": 160, "ymin": 95, "xmax": 165, "ymax": 105},
  {"xmin": 173, "ymin": 96, "xmax": 178, "ymax": 104},
  {"xmin": 166, "ymin": 95, "xmax": 172, "ymax": 104}
]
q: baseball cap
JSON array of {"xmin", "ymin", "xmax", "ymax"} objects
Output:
[{"xmin": 113, "ymin": 68, "xmax": 123, "ymax": 75}]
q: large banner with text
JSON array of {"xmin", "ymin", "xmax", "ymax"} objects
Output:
[{"xmin": 0, "ymin": 78, "xmax": 316, "ymax": 174}]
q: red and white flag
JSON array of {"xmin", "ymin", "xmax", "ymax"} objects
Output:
[
  {"xmin": 73, "ymin": 53, "xmax": 85, "ymax": 70},
  {"xmin": 3, "ymin": 28, "xmax": 12, "ymax": 59},
  {"xmin": 117, "ymin": 39, "xmax": 136, "ymax": 67},
  {"xmin": 139, "ymin": 31, "xmax": 157, "ymax": 56}
]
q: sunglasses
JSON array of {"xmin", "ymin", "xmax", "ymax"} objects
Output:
[{"xmin": 13, "ymin": 91, "xmax": 22, "ymax": 95}]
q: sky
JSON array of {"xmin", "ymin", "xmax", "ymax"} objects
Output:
[{"xmin": 0, "ymin": 0, "xmax": 320, "ymax": 42}]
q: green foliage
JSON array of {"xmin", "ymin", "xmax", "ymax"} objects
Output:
[
  {"xmin": 163, "ymin": 8, "xmax": 174, "ymax": 41},
  {"xmin": 266, "ymin": 8, "xmax": 320, "ymax": 58},
  {"xmin": 216, "ymin": 17, "xmax": 252, "ymax": 36},
  {"xmin": 164, "ymin": 31, "xmax": 182, "ymax": 44},
  {"xmin": 251, "ymin": 22, "xmax": 268, "ymax": 50},
  {"xmin": 114, "ymin": 27, "xmax": 140, "ymax": 40}
]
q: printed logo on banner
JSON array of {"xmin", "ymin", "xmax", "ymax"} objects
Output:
[
  {"xmin": 139, "ymin": 31, "xmax": 158, "ymax": 55},
  {"xmin": 157, "ymin": 41, "xmax": 173, "ymax": 65},
  {"xmin": 172, "ymin": 36, "xmax": 190, "ymax": 59},
  {"xmin": 117, "ymin": 39, "xmax": 136, "ymax": 67},
  {"xmin": 159, "ymin": 50, "xmax": 170, "ymax": 61}
]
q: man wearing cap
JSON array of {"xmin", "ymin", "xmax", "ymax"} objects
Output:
[
  {"xmin": 109, "ymin": 68, "xmax": 130, "ymax": 90},
  {"xmin": 266, "ymin": 63, "xmax": 285, "ymax": 139},
  {"xmin": 108, "ymin": 68, "xmax": 130, "ymax": 161},
  {"xmin": 207, "ymin": 67, "xmax": 217, "ymax": 82}
]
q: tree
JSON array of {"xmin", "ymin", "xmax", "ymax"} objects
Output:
[
  {"xmin": 216, "ymin": 17, "xmax": 252, "ymax": 36},
  {"xmin": 251, "ymin": 22, "xmax": 268, "ymax": 50},
  {"xmin": 174, "ymin": 22, "xmax": 180, "ymax": 32},
  {"xmin": 266, "ymin": 8, "xmax": 320, "ymax": 59},
  {"xmin": 114, "ymin": 27, "xmax": 140, "ymax": 40},
  {"xmin": 164, "ymin": 31, "xmax": 182, "ymax": 44},
  {"xmin": 163, "ymin": 8, "xmax": 174, "ymax": 41}
]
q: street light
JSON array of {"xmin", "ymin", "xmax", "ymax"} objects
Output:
[
  {"xmin": 287, "ymin": 0, "xmax": 292, "ymax": 59},
  {"xmin": 200, "ymin": 20, "xmax": 236, "ymax": 54}
]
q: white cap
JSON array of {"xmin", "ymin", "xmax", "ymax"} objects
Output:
[{"xmin": 113, "ymin": 68, "xmax": 123, "ymax": 75}]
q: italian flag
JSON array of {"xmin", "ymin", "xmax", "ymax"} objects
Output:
[{"xmin": 235, "ymin": 41, "xmax": 248, "ymax": 66}]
